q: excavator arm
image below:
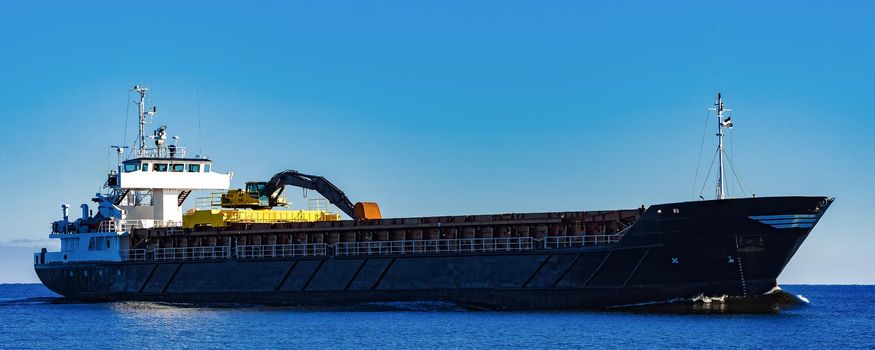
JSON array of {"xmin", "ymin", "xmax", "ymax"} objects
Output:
[{"xmin": 264, "ymin": 170, "xmax": 358, "ymax": 219}]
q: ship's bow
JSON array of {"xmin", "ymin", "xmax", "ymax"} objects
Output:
[{"xmin": 622, "ymin": 196, "xmax": 833, "ymax": 299}]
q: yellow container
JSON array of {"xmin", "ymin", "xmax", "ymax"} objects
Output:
[{"xmin": 183, "ymin": 208, "xmax": 341, "ymax": 228}]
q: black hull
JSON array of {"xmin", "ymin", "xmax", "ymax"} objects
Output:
[{"xmin": 35, "ymin": 196, "xmax": 831, "ymax": 310}]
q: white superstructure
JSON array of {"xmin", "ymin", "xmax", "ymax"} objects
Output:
[{"xmin": 36, "ymin": 85, "xmax": 231, "ymax": 264}]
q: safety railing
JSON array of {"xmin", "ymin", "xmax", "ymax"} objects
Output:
[
  {"xmin": 194, "ymin": 193, "xmax": 224, "ymax": 210},
  {"xmin": 97, "ymin": 220, "xmax": 124, "ymax": 232},
  {"xmin": 236, "ymin": 243, "xmax": 327, "ymax": 259},
  {"xmin": 154, "ymin": 246, "xmax": 230, "ymax": 261},
  {"xmin": 146, "ymin": 220, "xmax": 183, "ymax": 229},
  {"xmin": 124, "ymin": 249, "xmax": 147, "ymax": 261},
  {"xmin": 335, "ymin": 237, "xmax": 535, "ymax": 256},
  {"xmin": 113, "ymin": 235, "xmax": 622, "ymax": 262},
  {"xmin": 137, "ymin": 146, "xmax": 187, "ymax": 159},
  {"xmin": 95, "ymin": 220, "xmax": 182, "ymax": 233},
  {"xmin": 96, "ymin": 220, "xmax": 145, "ymax": 232},
  {"xmin": 307, "ymin": 198, "xmax": 329, "ymax": 211},
  {"xmin": 120, "ymin": 246, "xmax": 231, "ymax": 261},
  {"xmin": 543, "ymin": 234, "xmax": 624, "ymax": 249}
]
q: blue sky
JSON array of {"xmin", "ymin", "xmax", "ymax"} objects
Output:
[{"xmin": 0, "ymin": 1, "xmax": 872, "ymax": 283}]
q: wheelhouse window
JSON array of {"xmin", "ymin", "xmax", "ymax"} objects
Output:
[
  {"xmin": 153, "ymin": 163, "xmax": 168, "ymax": 172},
  {"xmin": 141, "ymin": 163, "xmax": 149, "ymax": 172},
  {"xmin": 88, "ymin": 237, "xmax": 107, "ymax": 251},
  {"xmin": 123, "ymin": 163, "xmax": 139, "ymax": 172},
  {"xmin": 171, "ymin": 164, "xmax": 184, "ymax": 172},
  {"xmin": 204, "ymin": 164, "xmax": 211, "ymax": 172},
  {"xmin": 188, "ymin": 164, "xmax": 201, "ymax": 172}
]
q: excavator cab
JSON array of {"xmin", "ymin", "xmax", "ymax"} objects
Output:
[
  {"xmin": 246, "ymin": 182, "xmax": 270, "ymax": 207},
  {"xmin": 245, "ymin": 182, "xmax": 266, "ymax": 196},
  {"xmin": 221, "ymin": 181, "xmax": 287, "ymax": 209}
]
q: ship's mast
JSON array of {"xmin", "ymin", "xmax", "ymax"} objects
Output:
[
  {"xmin": 133, "ymin": 85, "xmax": 156, "ymax": 158},
  {"xmin": 708, "ymin": 92, "xmax": 733, "ymax": 200}
]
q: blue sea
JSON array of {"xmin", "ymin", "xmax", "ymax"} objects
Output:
[{"xmin": 0, "ymin": 284, "xmax": 872, "ymax": 349}]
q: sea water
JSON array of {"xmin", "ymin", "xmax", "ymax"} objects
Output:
[{"xmin": 0, "ymin": 284, "xmax": 872, "ymax": 349}]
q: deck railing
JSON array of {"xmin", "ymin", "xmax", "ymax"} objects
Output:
[
  {"xmin": 115, "ymin": 234, "xmax": 624, "ymax": 262},
  {"xmin": 137, "ymin": 146, "xmax": 187, "ymax": 159},
  {"xmin": 155, "ymin": 246, "xmax": 230, "ymax": 261},
  {"xmin": 236, "ymin": 243, "xmax": 327, "ymax": 259},
  {"xmin": 124, "ymin": 249, "xmax": 147, "ymax": 261},
  {"xmin": 97, "ymin": 220, "xmax": 124, "ymax": 233},
  {"xmin": 194, "ymin": 193, "xmax": 223, "ymax": 210},
  {"xmin": 543, "ymin": 234, "xmax": 624, "ymax": 249},
  {"xmin": 123, "ymin": 246, "xmax": 230, "ymax": 261},
  {"xmin": 334, "ymin": 237, "xmax": 535, "ymax": 256},
  {"xmin": 91, "ymin": 220, "xmax": 183, "ymax": 233}
]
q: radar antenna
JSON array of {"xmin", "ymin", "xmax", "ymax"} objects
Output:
[{"xmin": 132, "ymin": 85, "xmax": 157, "ymax": 157}]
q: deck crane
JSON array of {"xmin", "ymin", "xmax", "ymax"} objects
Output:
[{"xmin": 220, "ymin": 170, "xmax": 381, "ymax": 220}]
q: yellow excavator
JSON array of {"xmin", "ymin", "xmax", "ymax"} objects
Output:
[{"xmin": 183, "ymin": 170, "xmax": 381, "ymax": 228}]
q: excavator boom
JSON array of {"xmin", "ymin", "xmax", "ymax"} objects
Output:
[
  {"xmin": 264, "ymin": 170, "xmax": 357, "ymax": 219},
  {"xmin": 219, "ymin": 169, "xmax": 380, "ymax": 220}
]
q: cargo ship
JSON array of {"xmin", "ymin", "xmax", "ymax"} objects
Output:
[{"xmin": 34, "ymin": 86, "xmax": 832, "ymax": 310}]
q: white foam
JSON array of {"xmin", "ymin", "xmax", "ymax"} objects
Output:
[
  {"xmin": 691, "ymin": 294, "xmax": 728, "ymax": 304},
  {"xmin": 765, "ymin": 285, "xmax": 783, "ymax": 294}
]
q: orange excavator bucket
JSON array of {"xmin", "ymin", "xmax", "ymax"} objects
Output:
[{"xmin": 354, "ymin": 202, "xmax": 382, "ymax": 220}]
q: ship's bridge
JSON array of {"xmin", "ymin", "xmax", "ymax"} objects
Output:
[
  {"xmin": 117, "ymin": 156, "xmax": 230, "ymax": 190},
  {"xmin": 112, "ymin": 154, "xmax": 231, "ymax": 227}
]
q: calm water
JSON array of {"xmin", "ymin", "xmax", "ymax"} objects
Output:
[{"xmin": 0, "ymin": 284, "xmax": 872, "ymax": 349}]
